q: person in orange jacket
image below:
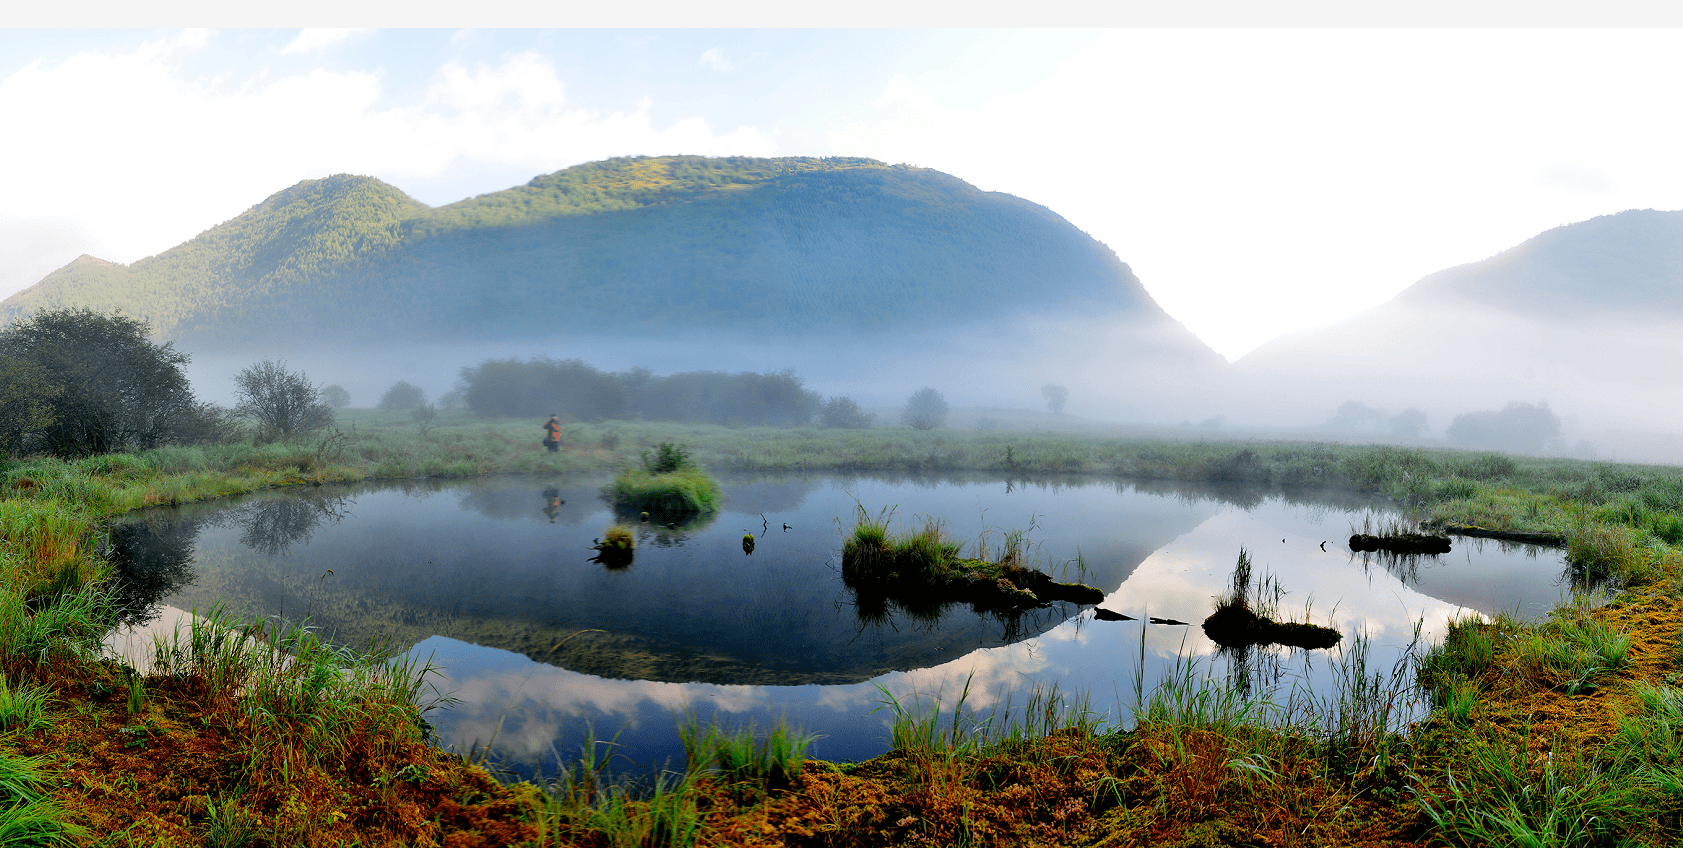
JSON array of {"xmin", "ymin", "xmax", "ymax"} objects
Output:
[{"xmin": 542, "ymin": 414, "xmax": 562, "ymax": 453}]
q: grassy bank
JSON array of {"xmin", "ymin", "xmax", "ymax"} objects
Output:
[{"xmin": 6, "ymin": 410, "xmax": 1683, "ymax": 843}]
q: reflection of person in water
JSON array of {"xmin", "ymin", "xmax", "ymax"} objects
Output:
[
  {"xmin": 542, "ymin": 487, "xmax": 563, "ymax": 523},
  {"xmin": 542, "ymin": 414, "xmax": 562, "ymax": 453}
]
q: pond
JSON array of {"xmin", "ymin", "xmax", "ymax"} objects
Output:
[{"xmin": 104, "ymin": 472, "xmax": 1594, "ymax": 782}]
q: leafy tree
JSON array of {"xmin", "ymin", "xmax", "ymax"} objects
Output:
[
  {"xmin": 1325, "ymin": 401, "xmax": 1389, "ymax": 433},
  {"xmin": 1447, "ymin": 401, "xmax": 1562, "ymax": 454},
  {"xmin": 321, "ymin": 384, "xmax": 351, "ymax": 409},
  {"xmin": 458, "ymin": 358, "xmax": 624, "ymax": 420},
  {"xmin": 1389, "ymin": 408, "xmax": 1429, "ymax": 439},
  {"xmin": 0, "ymin": 307, "xmax": 201, "ymax": 456},
  {"xmin": 901, "ymin": 387, "xmax": 948, "ymax": 431},
  {"xmin": 0, "ymin": 356, "xmax": 59, "ymax": 456},
  {"xmin": 820, "ymin": 396, "xmax": 874, "ymax": 429},
  {"xmin": 1041, "ymin": 384, "xmax": 1069, "ymax": 415},
  {"xmin": 233, "ymin": 359, "xmax": 334, "ymax": 438},
  {"xmin": 378, "ymin": 381, "xmax": 427, "ymax": 411}
]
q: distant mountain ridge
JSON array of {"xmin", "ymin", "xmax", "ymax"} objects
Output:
[
  {"xmin": 1393, "ymin": 209, "xmax": 1683, "ymax": 317},
  {"xmin": 1235, "ymin": 207, "xmax": 1683, "ymax": 437},
  {"xmin": 2, "ymin": 156, "xmax": 1214, "ymax": 366}
]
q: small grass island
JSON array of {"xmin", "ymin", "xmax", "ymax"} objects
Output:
[
  {"xmin": 601, "ymin": 442, "xmax": 721, "ymax": 525},
  {"xmin": 841, "ymin": 507, "xmax": 1104, "ymax": 613}
]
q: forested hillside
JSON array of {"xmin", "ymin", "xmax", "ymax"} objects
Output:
[{"xmin": 1, "ymin": 156, "xmax": 1208, "ymax": 359}]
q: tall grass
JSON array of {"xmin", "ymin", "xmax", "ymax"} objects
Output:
[
  {"xmin": 874, "ymin": 674, "xmax": 1106, "ymax": 758},
  {"xmin": 0, "ymin": 673, "xmax": 53, "ymax": 734},
  {"xmin": 0, "ymin": 582, "xmax": 110, "ymax": 669},
  {"xmin": 0, "ymin": 753, "xmax": 81, "ymax": 845},
  {"xmin": 1419, "ymin": 729, "xmax": 1635, "ymax": 848},
  {"xmin": 1509, "ymin": 609, "xmax": 1631, "ymax": 694},
  {"xmin": 676, "ymin": 712, "xmax": 819, "ymax": 786},
  {"xmin": 149, "ymin": 605, "xmax": 442, "ymax": 779}
]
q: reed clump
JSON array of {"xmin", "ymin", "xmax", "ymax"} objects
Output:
[
  {"xmin": 1201, "ymin": 549, "xmax": 1342, "ymax": 650},
  {"xmin": 604, "ymin": 442, "xmax": 722, "ymax": 523},
  {"xmin": 591, "ymin": 524, "xmax": 636, "ymax": 567},
  {"xmin": 841, "ymin": 506, "xmax": 1102, "ymax": 612}
]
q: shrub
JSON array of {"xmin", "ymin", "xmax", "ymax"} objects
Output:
[
  {"xmin": 819, "ymin": 396, "xmax": 874, "ymax": 429},
  {"xmin": 234, "ymin": 360, "xmax": 334, "ymax": 438},
  {"xmin": 901, "ymin": 387, "xmax": 948, "ymax": 431},
  {"xmin": 640, "ymin": 443, "xmax": 693, "ymax": 475},
  {"xmin": 377, "ymin": 381, "xmax": 427, "ymax": 411}
]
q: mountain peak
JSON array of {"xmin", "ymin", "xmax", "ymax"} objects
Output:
[{"xmin": 1, "ymin": 156, "xmax": 1215, "ymax": 373}]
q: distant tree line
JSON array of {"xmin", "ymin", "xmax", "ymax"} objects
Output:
[
  {"xmin": 457, "ymin": 357, "xmax": 863, "ymax": 427},
  {"xmin": 1447, "ymin": 401, "xmax": 1563, "ymax": 454},
  {"xmin": 1323, "ymin": 401, "xmax": 1429, "ymax": 440}
]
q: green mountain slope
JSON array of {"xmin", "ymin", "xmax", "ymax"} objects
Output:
[{"xmin": 3, "ymin": 156, "xmax": 1208, "ymax": 358}]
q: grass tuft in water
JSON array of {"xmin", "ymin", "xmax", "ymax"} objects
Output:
[{"xmin": 676, "ymin": 712, "xmax": 819, "ymax": 787}]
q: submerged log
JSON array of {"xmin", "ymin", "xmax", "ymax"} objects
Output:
[{"xmin": 1421, "ymin": 521, "xmax": 1566, "ymax": 547}]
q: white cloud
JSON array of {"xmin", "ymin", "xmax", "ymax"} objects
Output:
[
  {"xmin": 698, "ymin": 47, "xmax": 731, "ymax": 71},
  {"xmin": 826, "ymin": 29, "xmax": 1683, "ymax": 360},
  {"xmin": 279, "ymin": 28, "xmax": 366, "ymax": 56},
  {"xmin": 0, "ymin": 39, "xmax": 777, "ymax": 300}
]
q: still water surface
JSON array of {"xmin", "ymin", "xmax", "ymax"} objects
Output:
[{"xmin": 107, "ymin": 473, "xmax": 1586, "ymax": 781}]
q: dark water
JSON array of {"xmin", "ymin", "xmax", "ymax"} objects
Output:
[{"xmin": 105, "ymin": 472, "xmax": 1591, "ymax": 781}]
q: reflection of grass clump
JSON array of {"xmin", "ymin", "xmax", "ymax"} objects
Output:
[
  {"xmin": 841, "ymin": 506, "xmax": 1100, "ymax": 611},
  {"xmin": 604, "ymin": 443, "xmax": 721, "ymax": 521}
]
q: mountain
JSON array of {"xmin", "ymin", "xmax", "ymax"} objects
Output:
[
  {"xmin": 2, "ymin": 157, "xmax": 1214, "ymax": 362},
  {"xmin": 1236, "ymin": 208, "xmax": 1683, "ymax": 438},
  {"xmin": 1392, "ymin": 209, "xmax": 1683, "ymax": 318},
  {"xmin": 6, "ymin": 175, "xmax": 429, "ymax": 341}
]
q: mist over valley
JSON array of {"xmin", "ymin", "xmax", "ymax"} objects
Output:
[{"xmin": 4, "ymin": 154, "xmax": 1680, "ymax": 461}]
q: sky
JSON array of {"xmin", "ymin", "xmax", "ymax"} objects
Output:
[{"xmin": 4, "ymin": 25, "xmax": 1683, "ymax": 361}]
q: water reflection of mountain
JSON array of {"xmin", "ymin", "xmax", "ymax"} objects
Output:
[{"xmin": 109, "ymin": 474, "xmax": 1218, "ymax": 686}]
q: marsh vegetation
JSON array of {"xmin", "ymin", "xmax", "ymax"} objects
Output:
[
  {"xmin": 840, "ymin": 506, "xmax": 1103, "ymax": 614},
  {"xmin": 7, "ymin": 410, "xmax": 1683, "ymax": 843}
]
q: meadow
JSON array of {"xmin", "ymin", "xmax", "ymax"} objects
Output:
[{"xmin": 4, "ymin": 408, "xmax": 1683, "ymax": 845}]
